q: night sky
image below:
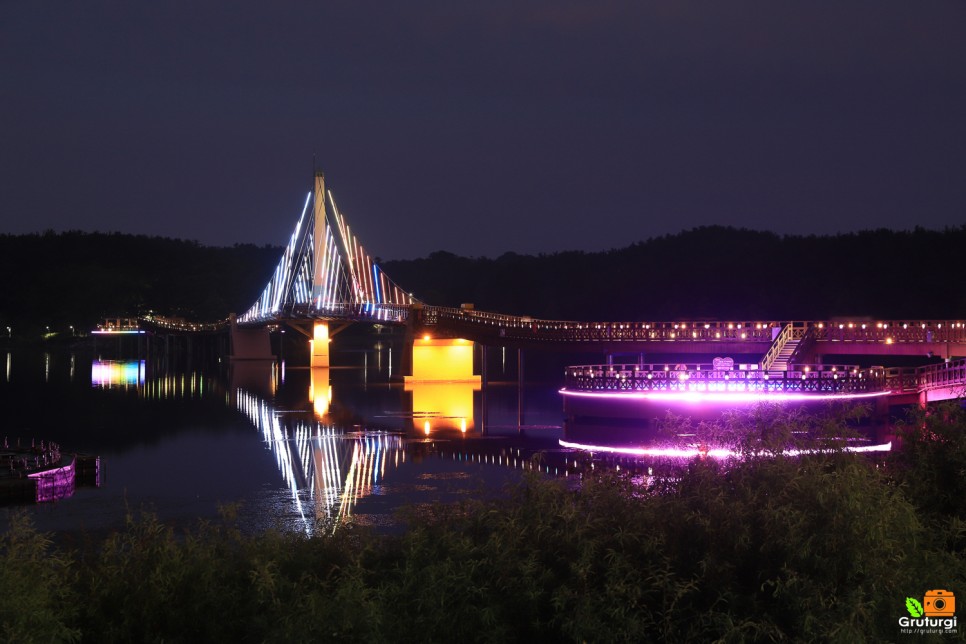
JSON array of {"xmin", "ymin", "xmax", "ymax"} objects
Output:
[{"xmin": 3, "ymin": 2, "xmax": 965, "ymax": 259}]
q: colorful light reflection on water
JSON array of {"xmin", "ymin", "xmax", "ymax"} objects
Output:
[
  {"xmin": 0, "ymin": 347, "xmax": 903, "ymax": 536},
  {"xmin": 91, "ymin": 360, "xmax": 145, "ymax": 388}
]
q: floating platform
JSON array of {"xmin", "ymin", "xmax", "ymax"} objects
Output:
[{"xmin": 0, "ymin": 443, "xmax": 100, "ymax": 504}]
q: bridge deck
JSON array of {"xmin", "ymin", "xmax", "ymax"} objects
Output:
[
  {"xmin": 419, "ymin": 309, "xmax": 966, "ymax": 351},
  {"xmin": 142, "ymin": 307, "xmax": 966, "ymax": 402}
]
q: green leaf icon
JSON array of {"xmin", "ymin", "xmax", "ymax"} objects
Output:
[{"xmin": 906, "ymin": 597, "xmax": 924, "ymax": 618}]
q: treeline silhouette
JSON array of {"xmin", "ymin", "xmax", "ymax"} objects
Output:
[
  {"xmin": 2, "ymin": 226, "xmax": 965, "ymax": 335},
  {"xmin": 0, "ymin": 231, "xmax": 279, "ymax": 334},
  {"xmin": 384, "ymin": 225, "xmax": 966, "ymax": 320}
]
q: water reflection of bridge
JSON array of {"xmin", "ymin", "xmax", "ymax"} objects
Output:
[
  {"xmin": 229, "ymin": 362, "xmax": 575, "ymax": 535},
  {"xmin": 237, "ymin": 388, "xmax": 406, "ymax": 533}
]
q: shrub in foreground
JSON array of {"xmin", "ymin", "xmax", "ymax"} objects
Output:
[{"xmin": 2, "ymin": 407, "xmax": 966, "ymax": 642}]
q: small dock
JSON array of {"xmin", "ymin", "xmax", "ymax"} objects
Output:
[{"xmin": 0, "ymin": 440, "xmax": 100, "ymax": 503}]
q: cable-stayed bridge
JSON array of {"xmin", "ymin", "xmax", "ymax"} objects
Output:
[
  {"xmin": 236, "ymin": 172, "xmax": 414, "ymax": 326},
  {"xmin": 156, "ymin": 171, "xmax": 966, "ymax": 404}
]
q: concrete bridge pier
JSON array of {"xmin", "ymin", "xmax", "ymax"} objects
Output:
[
  {"xmin": 229, "ymin": 313, "xmax": 273, "ymax": 361},
  {"xmin": 874, "ymin": 394, "xmax": 890, "ymax": 426},
  {"xmin": 404, "ymin": 336, "xmax": 480, "ymax": 384},
  {"xmin": 279, "ymin": 320, "xmax": 346, "ymax": 369},
  {"xmin": 403, "ymin": 303, "xmax": 480, "ymax": 383}
]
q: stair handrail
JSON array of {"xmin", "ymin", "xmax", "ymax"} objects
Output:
[{"xmin": 760, "ymin": 322, "xmax": 807, "ymax": 371}]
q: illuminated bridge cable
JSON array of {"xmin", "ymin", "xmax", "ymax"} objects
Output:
[{"xmin": 239, "ymin": 182, "xmax": 415, "ymax": 324}]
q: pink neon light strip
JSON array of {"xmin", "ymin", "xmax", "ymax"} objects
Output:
[
  {"xmin": 559, "ymin": 388, "xmax": 891, "ymax": 403},
  {"xmin": 558, "ymin": 439, "xmax": 892, "ymax": 459}
]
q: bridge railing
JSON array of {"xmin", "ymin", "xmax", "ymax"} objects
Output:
[
  {"xmin": 883, "ymin": 368, "xmax": 920, "ymax": 394},
  {"xmin": 882, "ymin": 360, "xmax": 966, "ymax": 396},
  {"xmin": 423, "ymin": 308, "xmax": 786, "ymax": 342},
  {"xmin": 421, "ymin": 306, "xmax": 549, "ymax": 330},
  {"xmin": 812, "ymin": 320, "xmax": 966, "ymax": 344},
  {"xmin": 141, "ymin": 315, "xmax": 229, "ymax": 332},
  {"xmin": 285, "ymin": 302, "xmax": 412, "ymax": 323},
  {"xmin": 424, "ymin": 311, "xmax": 966, "ymax": 346},
  {"xmin": 563, "ymin": 363, "xmax": 888, "ymax": 394},
  {"xmin": 536, "ymin": 321, "xmax": 780, "ymax": 343},
  {"xmin": 914, "ymin": 358, "xmax": 966, "ymax": 393},
  {"xmin": 237, "ymin": 295, "xmax": 966, "ymax": 349},
  {"xmin": 563, "ymin": 360, "xmax": 966, "ymax": 398}
]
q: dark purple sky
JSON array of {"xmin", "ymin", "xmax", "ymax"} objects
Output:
[{"xmin": 2, "ymin": 2, "xmax": 964, "ymax": 259}]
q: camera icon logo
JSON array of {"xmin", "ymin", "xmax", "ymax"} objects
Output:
[{"xmin": 924, "ymin": 590, "xmax": 955, "ymax": 617}]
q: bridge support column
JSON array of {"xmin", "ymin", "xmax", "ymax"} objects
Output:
[
  {"xmin": 481, "ymin": 344, "xmax": 488, "ymax": 434},
  {"xmin": 404, "ymin": 337, "xmax": 481, "ymax": 384},
  {"xmin": 229, "ymin": 313, "xmax": 273, "ymax": 361},
  {"xmin": 310, "ymin": 322, "xmax": 330, "ymax": 368},
  {"xmin": 873, "ymin": 394, "xmax": 890, "ymax": 426}
]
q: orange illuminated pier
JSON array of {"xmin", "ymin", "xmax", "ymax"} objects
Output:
[
  {"xmin": 405, "ymin": 381, "xmax": 479, "ymax": 434},
  {"xmin": 404, "ymin": 336, "xmax": 480, "ymax": 384}
]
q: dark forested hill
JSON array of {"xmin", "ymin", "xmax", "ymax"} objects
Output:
[
  {"xmin": 0, "ymin": 231, "xmax": 280, "ymax": 334},
  {"xmin": 383, "ymin": 226, "xmax": 966, "ymax": 321},
  {"xmin": 2, "ymin": 226, "xmax": 964, "ymax": 337}
]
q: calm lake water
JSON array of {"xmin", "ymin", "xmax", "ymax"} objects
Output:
[
  {"xmin": 0, "ymin": 336, "xmax": 894, "ymax": 538},
  {"xmin": 0, "ymin": 339, "xmax": 598, "ymax": 538}
]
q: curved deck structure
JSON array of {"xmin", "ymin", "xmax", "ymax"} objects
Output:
[{"xmin": 561, "ymin": 358, "xmax": 966, "ymax": 406}]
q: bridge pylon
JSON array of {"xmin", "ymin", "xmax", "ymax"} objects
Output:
[{"xmin": 311, "ymin": 171, "xmax": 327, "ymax": 302}]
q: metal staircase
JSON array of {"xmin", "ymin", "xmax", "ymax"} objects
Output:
[
  {"xmin": 761, "ymin": 322, "xmax": 809, "ymax": 372},
  {"xmin": 768, "ymin": 337, "xmax": 801, "ymax": 372}
]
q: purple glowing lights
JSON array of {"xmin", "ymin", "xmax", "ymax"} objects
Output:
[
  {"xmin": 27, "ymin": 460, "xmax": 76, "ymax": 502},
  {"xmin": 558, "ymin": 439, "xmax": 892, "ymax": 459},
  {"xmin": 559, "ymin": 388, "xmax": 892, "ymax": 404}
]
